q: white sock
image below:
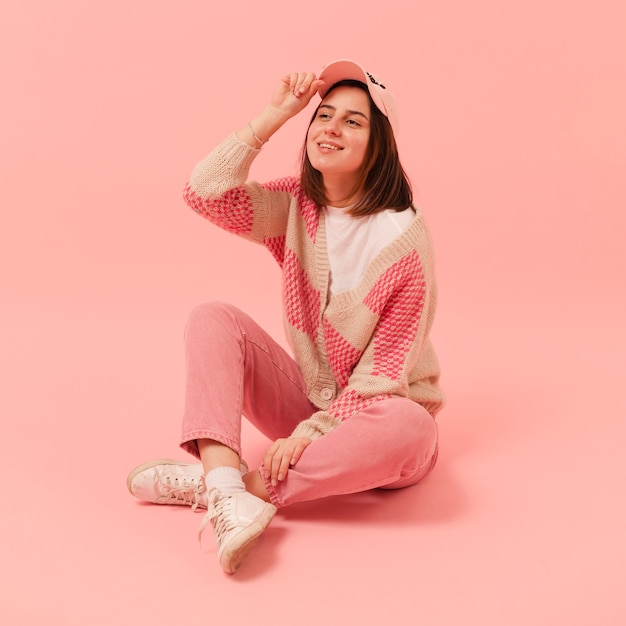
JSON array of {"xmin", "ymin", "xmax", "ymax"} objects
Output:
[{"xmin": 204, "ymin": 466, "xmax": 246, "ymax": 496}]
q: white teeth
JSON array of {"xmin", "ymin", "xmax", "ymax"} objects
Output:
[{"xmin": 319, "ymin": 143, "xmax": 339, "ymax": 150}]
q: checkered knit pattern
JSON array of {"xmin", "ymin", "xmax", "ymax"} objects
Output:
[
  {"xmin": 326, "ymin": 389, "xmax": 392, "ymax": 422},
  {"xmin": 323, "ymin": 319, "xmax": 364, "ymax": 388},
  {"xmin": 184, "ymin": 184, "xmax": 254, "ymax": 235},
  {"xmin": 264, "ymin": 235, "xmax": 286, "ymax": 266},
  {"xmin": 367, "ymin": 251, "xmax": 426, "ymax": 380},
  {"xmin": 184, "ymin": 133, "xmax": 444, "ymax": 440},
  {"xmin": 283, "ymin": 248, "xmax": 321, "ymax": 341}
]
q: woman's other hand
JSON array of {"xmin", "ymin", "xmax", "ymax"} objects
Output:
[{"xmin": 263, "ymin": 436, "xmax": 312, "ymax": 487}]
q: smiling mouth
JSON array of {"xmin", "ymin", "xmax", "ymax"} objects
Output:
[{"xmin": 318, "ymin": 143, "xmax": 342, "ymax": 150}]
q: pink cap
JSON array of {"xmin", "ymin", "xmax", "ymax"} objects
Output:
[{"xmin": 318, "ymin": 59, "xmax": 400, "ymax": 137}]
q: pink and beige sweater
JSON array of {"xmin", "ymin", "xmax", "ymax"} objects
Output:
[{"xmin": 183, "ymin": 133, "xmax": 444, "ymax": 440}]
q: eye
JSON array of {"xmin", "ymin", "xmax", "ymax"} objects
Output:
[
  {"xmin": 346, "ymin": 119, "xmax": 361, "ymax": 127},
  {"xmin": 318, "ymin": 112, "xmax": 331, "ymax": 120}
]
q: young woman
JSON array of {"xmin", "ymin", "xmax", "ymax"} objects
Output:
[{"xmin": 127, "ymin": 59, "xmax": 444, "ymax": 574}]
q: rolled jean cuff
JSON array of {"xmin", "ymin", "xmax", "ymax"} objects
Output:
[
  {"xmin": 180, "ymin": 430, "xmax": 242, "ymax": 461},
  {"xmin": 258, "ymin": 466, "xmax": 283, "ymax": 508}
]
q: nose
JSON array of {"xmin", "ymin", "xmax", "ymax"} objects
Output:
[{"xmin": 324, "ymin": 118, "xmax": 341, "ymax": 136}]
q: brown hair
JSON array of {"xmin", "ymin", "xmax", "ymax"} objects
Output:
[{"xmin": 300, "ymin": 79, "xmax": 413, "ymax": 217}]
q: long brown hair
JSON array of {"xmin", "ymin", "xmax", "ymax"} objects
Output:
[{"xmin": 300, "ymin": 79, "xmax": 412, "ymax": 217}]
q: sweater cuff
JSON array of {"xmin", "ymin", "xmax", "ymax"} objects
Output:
[{"xmin": 290, "ymin": 412, "xmax": 340, "ymax": 440}]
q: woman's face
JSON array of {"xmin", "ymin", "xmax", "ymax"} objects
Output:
[{"xmin": 306, "ymin": 86, "xmax": 371, "ymax": 191}]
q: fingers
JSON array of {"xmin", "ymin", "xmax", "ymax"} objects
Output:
[
  {"xmin": 262, "ymin": 440, "xmax": 281, "ymax": 486},
  {"xmin": 275, "ymin": 449, "xmax": 292, "ymax": 485},
  {"xmin": 289, "ymin": 438, "xmax": 311, "ymax": 466},
  {"xmin": 263, "ymin": 438, "xmax": 312, "ymax": 487},
  {"xmin": 272, "ymin": 72, "xmax": 323, "ymax": 117},
  {"xmin": 285, "ymin": 72, "xmax": 321, "ymax": 98},
  {"xmin": 270, "ymin": 440, "xmax": 291, "ymax": 486}
]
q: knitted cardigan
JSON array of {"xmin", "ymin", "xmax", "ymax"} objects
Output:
[{"xmin": 183, "ymin": 133, "xmax": 444, "ymax": 440}]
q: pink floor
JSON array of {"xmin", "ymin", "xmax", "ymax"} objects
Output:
[
  {"xmin": 3, "ymin": 299, "xmax": 625, "ymax": 624},
  {"xmin": 2, "ymin": 2, "xmax": 625, "ymax": 625}
]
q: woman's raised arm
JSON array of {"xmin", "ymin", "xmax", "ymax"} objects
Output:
[{"xmin": 236, "ymin": 72, "xmax": 323, "ymax": 148}]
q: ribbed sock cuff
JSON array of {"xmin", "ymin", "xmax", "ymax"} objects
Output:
[{"xmin": 204, "ymin": 466, "xmax": 246, "ymax": 495}]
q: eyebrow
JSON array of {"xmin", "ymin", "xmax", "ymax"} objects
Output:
[{"xmin": 318, "ymin": 104, "xmax": 369, "ymax": 121}]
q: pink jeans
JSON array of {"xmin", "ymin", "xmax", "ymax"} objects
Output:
[{"xmin": 180, "ymin": 302, "xmax": 438, "ymax": 508}]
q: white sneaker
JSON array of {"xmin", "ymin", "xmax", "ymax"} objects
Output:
[
  {"xmin": 127, "ymin": 459, "xmax": 250, "ymax": 510},
  {"xmin": 199, "ymin": 489, "xmax": 277, "ymax": 574}
]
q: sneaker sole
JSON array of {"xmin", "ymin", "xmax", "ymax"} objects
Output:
[{"xmin": 220, "ymin": 504, "xmax": 277, "ymax": 574}]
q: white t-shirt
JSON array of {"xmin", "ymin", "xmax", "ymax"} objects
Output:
[{"xmin": 325, "ymin": 205, "xmax": 416, "ymax": 296}]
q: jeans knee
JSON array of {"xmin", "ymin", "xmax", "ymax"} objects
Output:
[
  {"xmin": 187, "ymin": 301, "xmax": 237, "ymax": 328},
  {"xmin": 185, "ymin": 301, "xmax": 243, "ymax": 342},
  {"xmin": 388, "ymin": 402, "xmax": 438, "ymax": 461}
]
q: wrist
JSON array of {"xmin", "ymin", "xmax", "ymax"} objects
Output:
[
  {"xmin": 236, "ymin": 105, "xmax": 296, "ymax": 150},
  {"xmin": 254, "ymin": 104, "xmax": 292, "ymax": 136}
]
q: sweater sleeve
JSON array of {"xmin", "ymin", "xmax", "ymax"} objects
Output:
[
  {"xmin": 182, "ymin": 133, "xmax": 294, "ymax": 263},
  {"xmin": 291, "ymin": 248, "xmax": 437, "ymax": 439}
]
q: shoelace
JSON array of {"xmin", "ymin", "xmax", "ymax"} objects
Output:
[
  {"xmin": 198, "ymin": 488, "xmax": 233, "ymax": 542},
  {"xmin": 162, "ymin": 476, "xmax": 204, "ymax": 511}
]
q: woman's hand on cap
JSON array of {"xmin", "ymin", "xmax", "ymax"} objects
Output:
[{"xmin": 270, "ymin": 72, "xmax": 323, "ymax": 118}]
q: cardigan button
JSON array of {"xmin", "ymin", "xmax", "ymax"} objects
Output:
[{"xmin": 320, "ymin": 388, "xmax": 334, "ymax": 401}]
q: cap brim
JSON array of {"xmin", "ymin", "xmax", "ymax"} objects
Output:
[
  {"xmin": 317, "ymin": 58, "xmax": 399, "ymax": 137},
  {"xmin": 318, "ymin": 59, "xmax": 369, "ymax": 98}
]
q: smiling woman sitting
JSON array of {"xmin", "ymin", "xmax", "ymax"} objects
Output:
[{"xmin": 127, "ymin": 59, "xmax": 445, "ymax": 575}]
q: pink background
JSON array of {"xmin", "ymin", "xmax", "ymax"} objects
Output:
[{"xmin": 2, "ymin": 1, "xmax": 625, "ymax": 624}]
